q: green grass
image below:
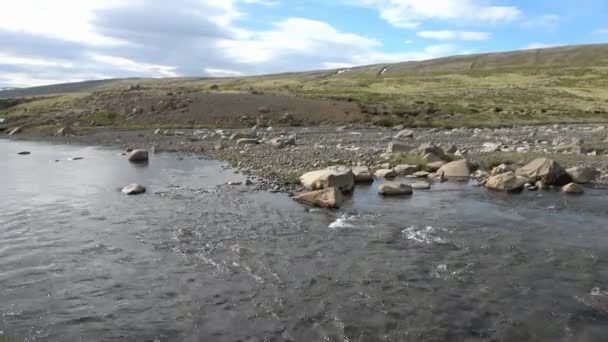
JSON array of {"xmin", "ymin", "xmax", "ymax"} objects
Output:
[
  {"xmin": 87, "ymin": 111, "xmax": 121, "ymax": 126},
  {"xmin": 390, "ymin": 153, "xmax": 429, "ymax": 170}
]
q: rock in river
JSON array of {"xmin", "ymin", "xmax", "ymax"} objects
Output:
[
  {"xmin": 301, "ymin": 167, "xmax": 355, "ymax": 193},
  {"xmin": 485, "ymin": 172, "xmax": 528, "ymax": 192},
  {"xmin": 352, "ymin": 166, "xmax": 373, "ymax": 183},
  {"xmin": 378, "ymin": 182, "xmax": 413, "ymax": 196},
  {"xmin": 122, "ymin": 183, "xmax": 146, "ymax": 195},
  {"xmin": 374, "ymin": 169, "xmax": 396, "ymax": 179},
  {"xmin": 293, "ymin": 187, "xmax": 344, "ymax": 208},
  {"xmin": 516, "ymin": 158, "xmax": 569, "ymax": 185},
  {"xmin": 566, "ymin": 166, "xmax": 599, "ymax": 184},
  {"xmin": 562, "ymin": 182, "xmax": 584, "ymax": 194},
  {"xmin": 437, "ymin": 160, "xmax": 470, "ymax": 180},
  {"xmin": 128, "ymin": 149, "xmax": 149, "ymax": 163},
  {"xmin": 411, "ymin": 182, "xmax": 431, "ymax": 190}
]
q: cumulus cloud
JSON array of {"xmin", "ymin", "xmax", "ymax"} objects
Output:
[
  {"xmin": 417, "ymin": 30, "xmax": 490, "ymax": 41},
  {"xmin": 522, "ymin": 42, "xmax": 560, "ymax": 50},
  {"xmin": 351, "ymin": 0, "xmax": 521, "ymax": 28},
  {"xmin": 0, "ymin": 0, "xmax": 462, "ymax": 87}
]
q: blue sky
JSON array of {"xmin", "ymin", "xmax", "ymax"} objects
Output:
[{"xmin": 1, "ymin": 0, "xmax": 607, "ymax": 87}]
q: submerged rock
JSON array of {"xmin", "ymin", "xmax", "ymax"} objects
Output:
[
  {"xmin": 128, "ymin": 149, "xmax": 149, "ymax": 163},
  {"xmin": 293, "ymin": 187, "xmax": 343, "ymax": 208},
  {"xmin": 411, "ymin": 182, "xmax": 431, "ymax": 190},
  {"xmin": 378, "ymin": 182, "xmax": 413, "ymax": 196},
  {"xmin": 122, "ymin": 183, "xmax": 146, "ymax": 195},
  {"xmin": 485, "ymin": 172, "xmax": 528, "ymax": 192}
]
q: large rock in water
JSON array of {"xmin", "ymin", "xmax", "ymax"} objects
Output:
[
  {"xmin": 562, "ymin": 182, "xmax": 584, "ymax": 194},
  {"xmin": 374, "ymin": 169, "xmax": 396, "ymax": 179},
  {"xmin": 485, "ymin": 172, "xmax": 528, "ymax": 192},
  {"xmin": 301, "ymin": 167, "xmax": 355, "ymax": 193},
  {"xmin": 394, "ymin": 164, "xmax": 418, "ymax": 176},
  {"xmin": 437, "ymin": 160, "xmax": 470, "ymax": 180},
  {"xmin": 378, "ymin": 182, "xmax": 413, "ymax": 196},
  {"xmin": 127, "ymin": 149, "xmax": 149, "ymax": 162},
  {"xmin": 293, "ymin": 187, "xmax": 344, "ymax": 208},
  {"xmin": 122, "ymin": 183, "xmax": 146, "ymax": 195},
  {"xmin": 516, "ymin": 158, "xmax": 569, "ymax": 185},
  {"xmin": 351, "ymin": 166, "xmax": 373, "ymax": 183},
  {"xmin": 566, "ymin": 166, "xmax": 599, "ymax": 184}
]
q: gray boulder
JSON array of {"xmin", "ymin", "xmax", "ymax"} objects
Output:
[
  {"xmin": 128, "ymin": 149, "xmax": 149, "ymax": 163},
  {"xmin": 562, "ymin": 182, "xmax": 584, "ymax": 194},
  {"xmin": 352, "ymin": 166, "xmax": 373, "ymax": 183},
  {"xmin": 516, "ymin": 158, "xmax": 569, "ymax": 185},
  {"xmin": 437, "ymin": 160, "xmax": 470, "ymax": 179},
  {"xmin": 293, "ymin": 187, "xmax": 344, "ymax": 208},
  {"xmin": 374, "ymin": 169, "xmax": 397, "ymax": 179},
  {"xmin": 485, "ymin": 172, "xmax": 528, "ymax": 192},
  {"xmin": 122, "ymin": 183, "xmax": 146, "ymax": 195},
  {"xmin": 378, "ymin": 182, "xmax": 413, "ymax": 196},
  {"xmin": 394, "ymin": 164, "xmax": 418, "ymax": 176},
  {"xmin": 301, "ymin": 167, "xmax": 355, "ymax": 193},
  {"xmin": 393, "ymin": 129, "xmax": 414, "ymax": 140},
  {"xmin": 566, "ymin": 166, "xmax": 599, "ymax": 184}
]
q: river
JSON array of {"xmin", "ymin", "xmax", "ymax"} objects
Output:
[{"xmin": 1, "ymin": 139, "xmax": 608, "ymax": 341}]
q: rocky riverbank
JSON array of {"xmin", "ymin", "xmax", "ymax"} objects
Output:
[{"xmin": 5, "ymin": 124, "xmax": 608, "ymax": 195}]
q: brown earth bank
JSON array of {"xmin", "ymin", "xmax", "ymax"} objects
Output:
[{"xmin": 5, "ymin": 124, "xmax": 608, "ymax": 194}]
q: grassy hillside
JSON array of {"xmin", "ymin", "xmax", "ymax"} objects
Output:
[{"xmin": 2, "ymin": 43, "xmax": 608, "ymax": 129}]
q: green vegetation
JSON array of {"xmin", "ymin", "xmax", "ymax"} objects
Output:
[
  {"xmin": 88, "ymin": 111, "xmax": 121, "ymax": 126},
  {"xmin": 390, "ymin": 153, "xmax": 428, "ymax": 170}
]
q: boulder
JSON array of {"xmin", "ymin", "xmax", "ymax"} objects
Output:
[
  {"xmin": 412, "ymin": 143, "xmax": 445, "ymax": 159},
  {"xmin": 268, "ymin": 135, "xmax": 296, "ymax": 148},
  {"xmin": 413, "ymin": 171, "xmax": 430, "ymax": 178},
  {"xmin": 394, "ymin": 164, "xmax": 418, "ymax": 176},
  {"xmin": 55, "ymin": 126, "xmax": 75, "ymax": 136},
  {"xmin": 293, "ymin": 187, "xmax": 344, "ymax": 208},
  {"xmin": 378, "ymin": 182, "xmax": 413, "ymax": 196},
  {"xmin": 122, "ymin": 183, "xmax": 146, "ymax": 195},
  {"xmin": 516, "ymin": 158, "xmax": 569, "ymax": 185},
  {"xmin": 481, "ymin": 142, "xmax": 500, "ymax": 152},
  {"xmin": 411, "ymin": 182, "xmax": 431, "ymax": 190},
  {"xmin": 386, "ymin": 141, "xmax": 412, "ymax": 153},
  {"xmin": 562, "ymin": 182, "xmax": 584, "ymax": 194},
  {"xmin": 491, "ymin": 163, "xmax": 515, "ymax": 176},
  {"xmin": 446, "ymin": 145, "xmax": 458, "ymax": 154},
  {"xmin": 127, "ymin": 149, "xmax": 149, "ymax": 163},
  {"xmin": 437, "ymin": 160, "xmax": 470, "ymax": 179},
  {"xmin": 17, "ymin": 151, "xmax": 31, "ymax": 155},
  {"xmin": 422, "ymin": 153, "xmax": 443, "ymax": 163},
  {"xmin": 393, "ymin": 129, "xmax": 414, "ymax": 140},
  {"xmin": 374, "ymin": 169, "xmax": 396, "ymax": 179},
  {"xmin": 566, "ymin": 166, "xmax": 599, "ymax": 184},
  {"xmin": 485, "ymin": 172, "xmax": 528, "ymax": 192},
  {"xmin": 301, "ymin": 167, "xmax": 355, "ymax": 193},
  {"xmin": 8, "ymin": 126, "xmax": 22, "ymax": 136},
  {"xmin": 236, "ymin": 138, "xmax": 259, "ymax": 146},
  {"xmin": 427, "ymin": 161, "xmax": 445, "ymax": 172},
  {"xmin": 352, "ymin": 166, "xmax": 373, "ymax": 183}
]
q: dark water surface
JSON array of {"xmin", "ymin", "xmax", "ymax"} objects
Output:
[{"xmin": 1, "ymin": 139, "xmax": 608, "ymax": 342}]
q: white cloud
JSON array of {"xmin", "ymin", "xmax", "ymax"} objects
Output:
[
  {"xmin": 595, "ymin": 28, "xmax": 608, "ymax": 34},
  {"xmin": 522, "ymin": 14, "xmax": 560, "ymax": 29},
  {"xmin": 522, "ymin": 42, "xmax": 560, "ymax": 50},
  {"xmin": 352, "ymin": 0, "xmax": 521, "ymax": 28},
  {"xmin": 417, "ymin": 30, "xmax": 490, "ymax": 41},
  {"xmin": 90, "ymin": 54, "xmax": 178, "ymax": 77},
  {"xmin": 204, "ymin": 68, "xmax": 245, "ymax": 77}
]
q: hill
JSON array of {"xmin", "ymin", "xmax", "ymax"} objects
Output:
[{"xmin": 1, "ymin": 43, "xmax": 608, "ymax": 130}]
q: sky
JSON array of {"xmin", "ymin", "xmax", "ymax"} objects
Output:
[{"xmin": 0, "ymin": 0, "xmax": 607, "ymax": 88}]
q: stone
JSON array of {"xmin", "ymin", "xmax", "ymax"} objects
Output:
[
  {"xmin": 566, "ymin": 166, "xmax": 599, "ymax": 184},
  {"xmin": 485, "ymin": 172, "xmax": 528, "ymax": 192},
  {"xmin": 386, "ymin": 141, "xmax": 412, "ymax": 153},
  {"xmin": 230, "ymin": 132, "xmax": 257, "ymax": 141},
  {"xmin": 154, "ymin": 128, "xmax": 163, "ymax": 135},
  {"xmin": 412, "ymin": 143, "xmax": 445, "ymax": 159},
  {"xmin": 374, "ymin": 169, "xmax": 397, "ymax": 179},
  {"xmin": 127, "ymin": 149, "xmax": 149, "ymax": 163},
  {"xmin": 301, "ymin": 167, "xmax": 355, "ymax": 193},
  {"xmin": 491, "ymin": 163, "xmax": 514, "ymax": 176},
  {"xmin": 293, "ymin": 188, "xmax": 344, "ymax": 208},
  {"xmin": 422, "ymin": 153, "xmax": 442, "ymax": 163},
  {"xmin": 122, "ymin": 183, "xmax": 146, "ymax": 195},
  {"xmin": 393, "ymin": 129, "xmax": 414, "ymax": 139},
  {"xmin": 268, "ymin": 135, "xmax": 296, "ymax": 148},
  {"xmin": 8, "ymin": 126, "xmax": 22, "ymax": 136},
  {"xmin": 236, "ymin": 138, "xmax": 259, "ymax": 146},
  {"xmin": 437, "ymin": 160, "xmax": 470, "ymax": 179},
  {"xmin": 17, "ymin": 151, "xmax": 30, "ymax": 155},
  {"xmin": 516, "ymin": 158, "xmax": 569, "ymax": 185},
  {"xmin": 413, "ymin": 171, "xmax": 430, "ymax": 178},
  {"xmin": 55, "ymin": 126, "xmax": 75, "ymax": 136},
  {"xmin": 411, "ymin": 182, "xmax": 431, "ymax": 190},
  {"xmin": 426, "ymin": 161, "xmax": 446, "ymax": 172},
  {"xmin": 481, "ymin": 142, "xmax": 500, "ymax": 152},
  {"xmin": 562, "ymin": 182, "xmax": 584, "ymax": 194},
  {"xmin": 352, "ymin": 166, "xmax": 373, "ymax": 183},
  {"xmin": 394, "ymin": 164, "xmax": 418, "ymax": 176},
  {"xmin": 446, "ymin": 145, "xmax": 458, "ymax": 154},
  {"xmin": 378, "ymin": 182, "xmax": 413, "ymax": 196}
]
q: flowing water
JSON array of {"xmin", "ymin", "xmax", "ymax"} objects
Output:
[{"xmin": 1, "ymin": 139, "xmax": 608, "ymax": 342}]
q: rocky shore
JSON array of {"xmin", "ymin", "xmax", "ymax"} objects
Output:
[{"xmin": 5, "ymin": 124, "xmax": 608, "ymax": 196}]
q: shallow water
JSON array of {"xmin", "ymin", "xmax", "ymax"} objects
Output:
[{"xmin": 1, "ymin": 139, "xmax": 608, "ymax": 342}]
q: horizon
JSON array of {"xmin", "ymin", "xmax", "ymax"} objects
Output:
[{"xmin": 1, "ymin": 0, "xmax": 608, "ymax": 88}]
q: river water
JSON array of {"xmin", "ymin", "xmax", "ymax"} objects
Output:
[{"xmin": 1, "ymin": 139, "xmax": 608, "ymax": 342}]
